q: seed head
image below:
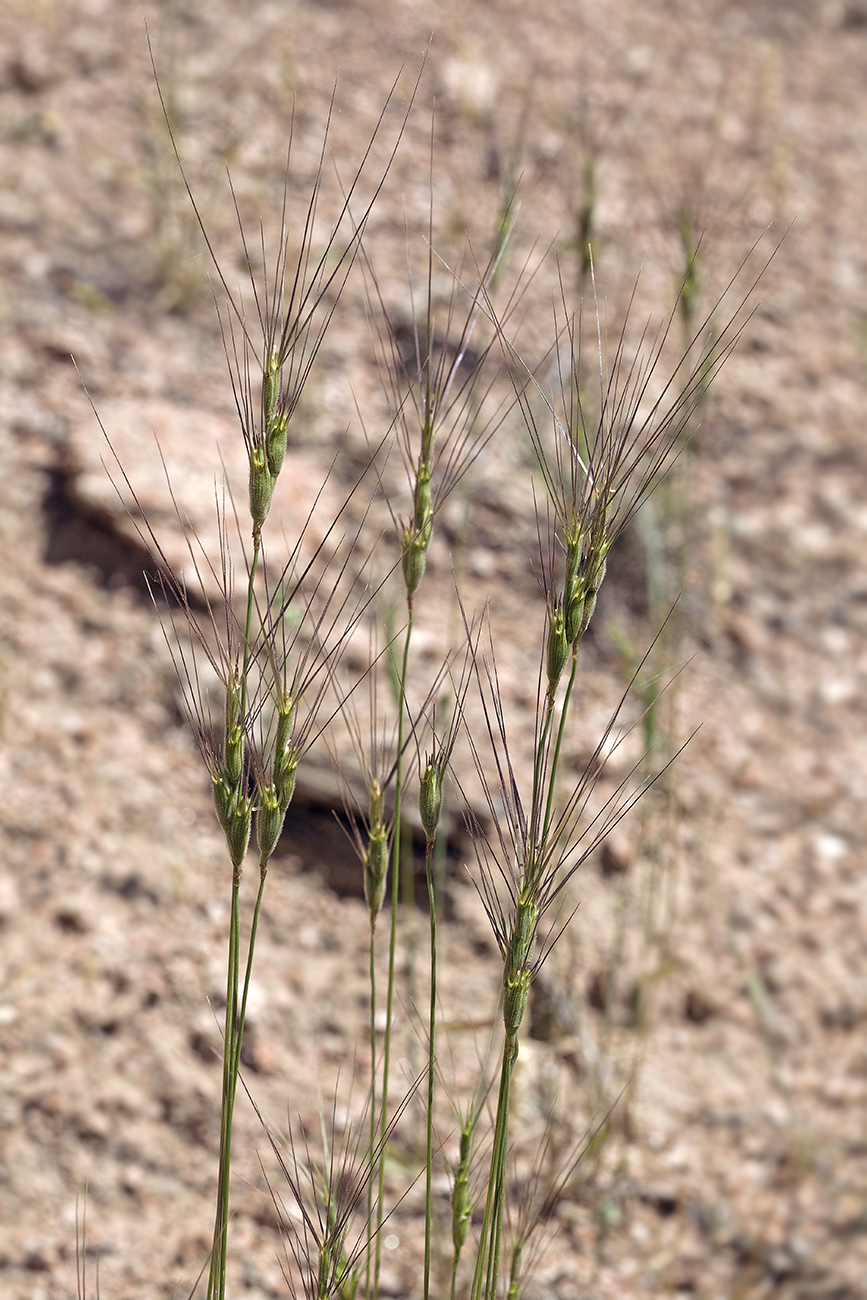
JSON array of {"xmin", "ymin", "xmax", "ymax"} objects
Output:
[{"xmin": 419, "ymin": 756, "xmax": 444, "ymax": 846}]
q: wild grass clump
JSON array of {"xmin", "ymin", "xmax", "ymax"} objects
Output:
[{"xmin": 95, "ymin": 49, "xmax": 776, "ymax": 1300}]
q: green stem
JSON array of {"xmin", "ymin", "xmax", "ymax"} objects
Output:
[
  {"xmin": 207, "ymin": 532, "xmax": 262, "ymax": 1300},
  {"xmin": 373, "ymin": 608, "xmax": 413, "ymax": 1300},
  {"xmin": 530, "ymin": 697, "xmax": 556, "ymax": 862},
  {"xmin": 423, "ymin": 839, "xmax": 437, "ymax": 1300},
  {"xmin": 541, "ymin": 651, "xmax": 579, "ymax": 845},
  {"xmin": 207, "ymin": 871, "xmax": 242, "ymax": 1300},
  {"xmin": 232, "ymin": 864, "xmax": 268, "ymax": 1082},
  {"xmin": 239, "ymin": 535, "xmax": 261, "ymax": 720},
  {"xmin": 469, "ymin": 1033, "xmax": 516, "ymax": 1300},
  {"xmin": 484, "ymin": 1033, "xmax": 516, "ymax": 1300},
  {"xmin": 366, "ymin": 926, "xmax": 377, "ymax": 1300}
]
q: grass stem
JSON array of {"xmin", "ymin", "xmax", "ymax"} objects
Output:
[
  {"xmin": 373, "ymin": 609, "xmax": 413, "ymax": 1300},
  {"xmin": 423, "ymin": 837, "xmax": 437, "ymax": 1300}
]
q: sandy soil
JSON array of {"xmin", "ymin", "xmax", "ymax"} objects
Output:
[{"xmin": 2, "ymin": 1, "xmax": 867, "ymax": 1297}]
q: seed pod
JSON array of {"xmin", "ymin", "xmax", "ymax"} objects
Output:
[
  {"xmin": 546, "ymin": 605, "xmax": 569, "ymax": 698},
  {"xmin": 248, "ymin": 445, "xmax": 274, "ymax": 528},
  {"xmin": 419, "ymin": 758, "xmax": 443, "ymax": 846},
  {"xmin": 256, "ymin": 781, "xmax": 286, "ymax": 863},
  {"xmin": 363, "ymin": 824, "xmax": 389, "ymax": 926}
]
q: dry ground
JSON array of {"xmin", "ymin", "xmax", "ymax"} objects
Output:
[{"xmin": 2, "ymin": 1, "xmax": 867, "ymax": 1297}]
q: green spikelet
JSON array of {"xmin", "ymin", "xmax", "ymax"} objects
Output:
[
  {"xmin": 223, "ymin": 674, "xmax": 245, "ymax": 786},
  {"xmin": 503, "ymin": 893, "xmax": 537, "ymax": 1034},
  {"xmin": 276, "ymin": 751, "xmax": 298, "ymax": 813},
  {"xmin": 227, "ymin": 793, "xmax": 252, "ymax": 869},
  {"xmin": 275, "ymin": 695, "xmax": 295, "ymax": 758},
  {"xmin": 262, "ymin": 349, "xmax": 288, "ymax": 478},
  {"xmin": 363, "ymin": 825, "xmax": 389, "ymax": 927},
  {"xmin": 263, "ymin": 349, "xmax": 281, "ymax": 428},
  {"xmin": 401, "ymin": 530, "xmax": 428, "ymax": 598},
  {"xmin": 401, "ymin": 462, "xmax": 434, "ymax": 599},
  {"xmin": 249, "ymin": 445, "xmax": 274, "ymax": 528},
  {"xmin": 272, "ymin": 697, "xmax": 299, "ymax": 813},
  {"xmin": 265, "ymin": 413, "xmax": 288, "ymax": 480},
  {"xmin": 503, "ymin": 966, "xmax": 532, "ymax": 1035},
  {"xmin": 212, "ymin": 769, "xmax": 235, "ymax": 835},
  {"xmin": 225, "ymin": 672, "xmax": 242, "ymax": 731},
  {"xmin": 369, "ymin": 777, "xmax": 384, "ymax": 830},
  {"xmin": 509, "ymin": 893, "xmax": 538, "ymax": 973},
  {"xmin": 419, "ymin": 757, "xmax": 443, "ymax": 846},
  {"xmin": 362, "ymin": 778, "xmax": 388, "ymax": 926},
  {"xmin": 577, "ymin": 554, "xmax": 607, "ymax": 638},
  {"xmin": 413, "ymin": 466, "xmax": 433, "ymax": 542},
  {"xmin": 564, "ymin": 572, "xmax": 585, "ymax": 644},
  {"xmin": 256, "ymin": 781, "xmax": 286, "ymax": 864},
  {"xmin": 224, "ymin": 723, "xmax": 245, "ymax": 788},
  {"xmin": 546, "ymin": 604, "xmax": 569, "ymax": 698}
]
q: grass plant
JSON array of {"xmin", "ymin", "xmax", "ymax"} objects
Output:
[{"xmin": 94, "ymin": 51, "xmax": 777, "ymax": 1300}]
